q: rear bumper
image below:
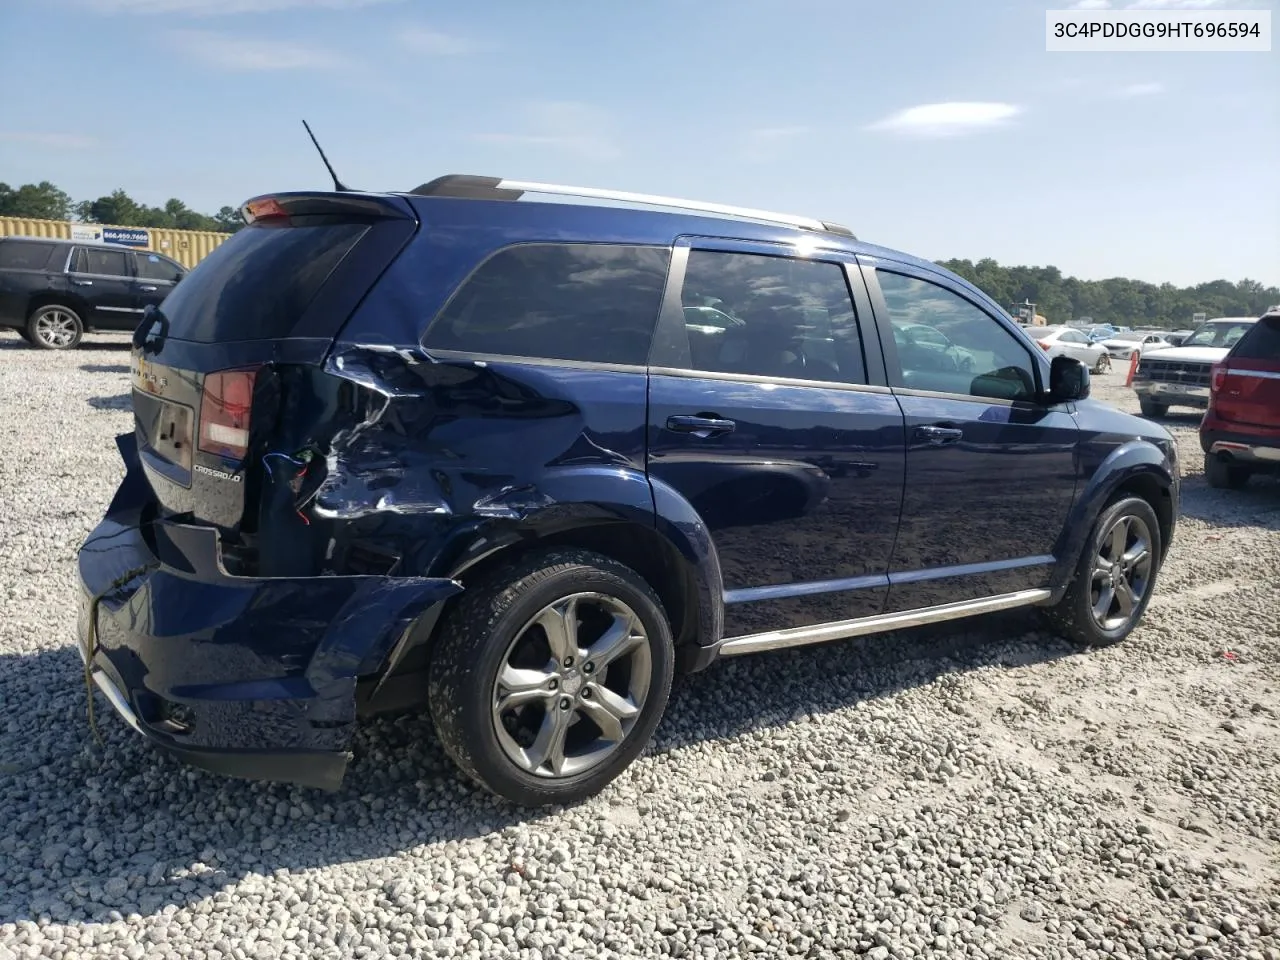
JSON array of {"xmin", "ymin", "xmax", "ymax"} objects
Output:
[
  {"xmin": 76, "ymin": 433, "xmax": 462, "ymax": 790},
  {"xmin": 1200, "ymin": 419, "xmax": 1280, "ymax": 467},
  {"xmin": 1133, "ymin": 381, "xmax": 1210, "ymax": 407}
]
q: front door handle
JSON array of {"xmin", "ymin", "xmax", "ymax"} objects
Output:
[
  {"xmin": 914, "ymin": 424, "xmax": 964, "ymax": 446},
  {"xmin": 139, "ymin": 285, "xmax": 158, "ymax": 292},
  {"xmin": 71, "ymin": 279, "xmax": 93, "ymax": 286},
  {"xmin": 667, "ymin": 415, "xmax": 736, "ymax": 438}
]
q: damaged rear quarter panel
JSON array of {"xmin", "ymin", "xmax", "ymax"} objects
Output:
[{"xmin": 309, "ymin": 344, "xmax": 654, "ymax": 573}]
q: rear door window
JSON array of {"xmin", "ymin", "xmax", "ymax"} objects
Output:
[
  {"xmin": 154, "ymin": 222, "xmax": 367, "ymax": 342},
  {"xmin": 676, "ymin": 249, "xmax": 867, "ymax": 384},
  {"xmin": 72, "ymin": 248, "xmax": 131, "ymax": 277},
  {"xmin": 424, "ymin": 243, "xmax": 670, "ymax": 365}
]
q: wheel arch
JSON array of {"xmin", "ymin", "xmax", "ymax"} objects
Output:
[
  {"xmin": 26, "ymin": 293, "xmax": 89, "ymax": 322},
  {"xmin": 1049, "ymin": 440, "xmax": 1177, "ymax": 600},
  {"xmin": 402, "ymin": 473, "xmax": 725, "ymax": 678}
]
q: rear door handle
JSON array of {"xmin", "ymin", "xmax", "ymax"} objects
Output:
[
  {"xmin": 139, "ymin": 285, "xmax": 158, "ymax": 292},
  {"xmin": 71, "ymin": 279, "xmax": 93, "ymax": 286},
  {"xmin": 667, "ymin": 415, "xmax": 736, "ymax": 438},
  {"xmin": 914, "ymin": 424, "xmax": 964, "ymax": 446}
]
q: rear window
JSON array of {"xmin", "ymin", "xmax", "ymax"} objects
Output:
[
  {"xmin": 156, "ymin": 222, "xmax": 366, "ymax": 342},
  {"xmin": 423, "ymin": 243, "xmax": 670, "ymax": 365},
  {"xmin": 1232, "ymin": 316, "xmax": 1280, "ymax": 360},
  {"xmin": 0, "ymin": 241, "xmax": 59, "ymax": 271}
]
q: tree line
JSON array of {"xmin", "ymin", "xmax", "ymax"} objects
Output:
[
  {"xmin": 0, "ymin": 180, "xmax": 243, "ymax": 234},
  {"xmin": 2, "ymin": 180, "xmax": 1276, "ymax": 326},
  {"xmin": 938, "ymin": 258, "xmax": 1277, "ymax": 330}
]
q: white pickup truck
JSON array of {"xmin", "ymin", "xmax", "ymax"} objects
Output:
[{"xmin": 1132, "ymin": 317, "xmax": 1257, "ymax": 417}]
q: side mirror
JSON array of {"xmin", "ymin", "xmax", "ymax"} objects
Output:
[{"xmin": 1048, "ymin": 355, "xmax": 1090, "ymax": 402}]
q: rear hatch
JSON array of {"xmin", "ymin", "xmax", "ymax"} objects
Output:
[
  {"xmin": 1210, "ymin": 313, "xmax": 1280, "ymax": 429},
  {"xmin": 131, "ymin": 192, "xmax": 417, "ymax": 536}
]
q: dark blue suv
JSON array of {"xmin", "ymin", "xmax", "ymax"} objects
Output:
[{"xmin": 76, "ymin": 176, "xmax": 1180, "ymax": 806}]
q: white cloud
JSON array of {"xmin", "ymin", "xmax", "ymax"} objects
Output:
[
  {"xmin": 0, "ymin": 131, "xmax": 98, "ymax": 149},
  {"xmin": 471, "ymin": 102, "xmax": 619, "ymax": 162},
  {"xmin": 1069, "ymin": 0, "xmax": 1111, "ymax": 9},
  {"xmin": 82, "ymin": 0, "xmax": 397, "ymax": 14},
  {"xmin": 398, "ymin": 24, "xmax": 481, "ymax": 56},
  {"xmin": 1118, "ymin": 81, "xmax": 1166, "ymax": 96},
  {"xmin": 168, "ymin": 29, "xmax": 343, "ymax": 70},
  {"xmin": 867, "ymin": 102, "xmax": 1022, "ymax": 138}
]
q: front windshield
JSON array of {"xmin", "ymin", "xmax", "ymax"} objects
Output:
[
  {"xmin": 1111, "ymin": 332, "xmax": 1143, "ymax": 342},
  {"xmin": 1184, "ymin": 321, "xmax": 1254, "ymax": 349}
]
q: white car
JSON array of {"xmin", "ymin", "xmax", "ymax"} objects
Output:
[
  {"xmin": 1029, "ymin": 325, "xmax": 1112, "ymax": 373},
  {"xmin": 1098, "ymin": 331, "xmax": 1172, "ymax": 361}
]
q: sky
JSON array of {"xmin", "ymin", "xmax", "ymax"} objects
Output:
[{"xmin": 0, "ymin": 0, "xmax": 1277, "ymax": 288}]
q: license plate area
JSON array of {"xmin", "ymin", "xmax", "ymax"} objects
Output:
[{"xmin": 133, "ymin": 389, "xmax": 194, "ymax": 471}]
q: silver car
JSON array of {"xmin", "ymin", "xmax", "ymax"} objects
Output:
[{"xmin": 1029, "ymin": 325, "xmax": 1112, "ymax": 373}]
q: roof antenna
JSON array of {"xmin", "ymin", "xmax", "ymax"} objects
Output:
[{"xmin": 302, "ymin": 119, "xmax": 351, "ymax": 192}]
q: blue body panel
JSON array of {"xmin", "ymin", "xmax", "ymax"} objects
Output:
[{"xmin": 74, "ymin": 189, "xmax": 1181, "ymax": 790}]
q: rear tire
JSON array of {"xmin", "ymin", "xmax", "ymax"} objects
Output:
[
  {"xmin": 1205, "ymin": 454, "xmax": 1251, "ymax": 490},
  {"xmin": 1041, "ymin": 495, "xmax": 1162, "ymax": 648},
  {"xmin": 27, "ymin": 305, "xmax": 83, "ymax": 350},
  {"xmin": 1139, "ymin": 397, "xmax": 1167, "ymax": 419},
  {"xmin": 428, "ymin": 548, "xmax": 674, "ymax": 807}
]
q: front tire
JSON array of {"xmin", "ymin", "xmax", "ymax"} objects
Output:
[
  {"xmin": 428, "ymin": 548, "xmax": 674, "ymax": 807},
  {"xmin": 27, "ymin": 305, "xmax": 83, "ymax": 350},
  {"xmin": 1205, "ymin": 454, "xmax": 1251, "ymax": 490},
  {"xmin": 1139, "ymin": 397, "xmax": 1168, "ymax": 419},
  {"xmin": 1042, "ymin": 495, "xmax": 1162, "ymax": 647}
]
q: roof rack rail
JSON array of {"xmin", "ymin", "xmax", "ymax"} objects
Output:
[{"xmin": 407, "ymin": 174, "xmax": 855, "ymax": 238}]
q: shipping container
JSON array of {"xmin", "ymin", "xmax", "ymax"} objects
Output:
[{"xmin": 0, "ymin": 217, "xmax": 231, "ymax": 269}]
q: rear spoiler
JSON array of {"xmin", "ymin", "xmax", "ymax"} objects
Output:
[{"xmin": 240, "ymin": 192, "xmax": 416, "ymax": 225}]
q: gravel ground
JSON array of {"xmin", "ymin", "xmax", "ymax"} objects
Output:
[{"xmin": 1, "ymin": 331, "xmax": 1277, "ymax": 960}]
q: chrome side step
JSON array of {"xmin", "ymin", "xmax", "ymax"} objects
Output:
[{"xmin": 715, "ymin": 589, "xmax": 1052, "ymax": 657}]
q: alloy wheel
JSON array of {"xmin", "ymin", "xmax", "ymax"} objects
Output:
[
  {"xmin": 1089, "ymin": 513, "xmax": 1154, "ymax": 631},
  {"xmin": 34, "ymin": 310, "xmax": 78, "ymax": 348},
  {"xmin": 492, "ymin": 592, "xmax": 652, "ymax": 779}
]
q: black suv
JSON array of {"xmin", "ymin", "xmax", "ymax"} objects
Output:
[
  {"xmin": 0, "ymin": 236, "xmax": 187, "ymax": 349},
  {"xmin": 76, "ymin": 177, "xmax": 1180, "ymax": 806}
]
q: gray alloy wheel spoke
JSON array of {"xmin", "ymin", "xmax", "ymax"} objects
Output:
[
  {"xmin": 1107, "ymin": 517, "xmax": 1129, "ymax": 561},
  {"xmin": 495, "ymin": 664, "xmax": 557, "ymax": 712},
  {"xmin": 492, "ymin": 591, "xmax": 652, "ymax": 780},
  {"xmin": 1092, "ymin": 585, "xmax": 1115, "ymax": 621},
  {"xmin": 1092, "ymin": 558, "xmax": 1113, "ymax": 580},
  {"xmin": 522, "ymin": 706, "xmax": 571, "ymax": 776},
  {"xmin": 578, "ymin": 683, "xmax": 639, "ymax": 742},
  {"xmin": 585, "ymin": 612, "xmax": 644, "ymax": 669},
  {"xmin": 534, "ymin": 598, "xmax": 581, "ymax": 665},
  {"xmin": 1114, "ymin": 578, "xmax": 1137, "ymax": 617},
  {"xmin": 1122, "ymin": 541, "xmax": 1150, "ymax": 571}
]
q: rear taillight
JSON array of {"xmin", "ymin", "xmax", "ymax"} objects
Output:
[
  {"xmin": 1210, "ymin": 363, "xmax": 1228, "ymax": 393},
  {"xmin": 198, "ymin": 368, "xmax": 259, "ymax": 460}
]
